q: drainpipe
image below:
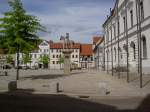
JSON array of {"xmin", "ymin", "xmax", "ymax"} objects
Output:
[
  {"xmin": 125, "ymin": 0, "xmax": 129, "ymax": 83},
  {"xmin": 110, "ymin": 12, "xmax": 114, "ymax": 76},
  {"xmin": 117, "ymin": 0, "xmax": 120, "ymax": 78},
  {"xmin": 136, "ymin": 0, "xmax": 142, "ymax": 88}
]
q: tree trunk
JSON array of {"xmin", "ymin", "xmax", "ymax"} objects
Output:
[{"xmin": 16, "ymin": 46, "xmax": 19, "ymax": 80}]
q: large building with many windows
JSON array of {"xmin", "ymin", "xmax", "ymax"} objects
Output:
[
  {"xmin": 49, "ymin": 39, "xmax": 81, "ymax": 69},
  {"xmin": 15, "ymin": 40, "xmax": 50, "ymax": 69},
  {"xmin": 15, "ymin": 37, "xmax": 94, "ymax": 70},
  {"xmin": 103, "ymin": 0, "xmax": 150, "ymax": 75}
]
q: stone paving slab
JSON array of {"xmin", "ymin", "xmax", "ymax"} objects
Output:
[{"xmin": 0, "ymin": 69, "xmax": 150, "ymax": 97}]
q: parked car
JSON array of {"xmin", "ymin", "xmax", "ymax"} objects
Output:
[
  {"xmin": 30, "ymin": 66, "xmax": 38, "ymax": 70},
  {"xmin": 3, "ymin": 64, "xmax": 12, "ymax": 69},
  {"xmin": 22, "ymin": 66, "xmax": 30, "ymax": 70},
  {"xmin": 15, "ymin": 66, "xmax": 22, "ymax": 69}
]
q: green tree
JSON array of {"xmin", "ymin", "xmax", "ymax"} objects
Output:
[
  {"xmin": 22, "ymin": 53, "xmax": 31, "ymax": 67},
  {"xmin": 6, "ymin": 54, "xmax": 13, "ymax": 64},
  {"xmin": 39, "ymin": 55, "xmax": 49, "ymax": 68},
  {"xmin": 0, "ymin": 0, "xmax": 45, "ymax": 80},
  {"xmin": 58, "ymin": 55, "xmax": 64, "ymax": 69}
]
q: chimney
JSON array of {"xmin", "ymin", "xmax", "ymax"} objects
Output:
[
  {"xmin": 110, "ymin": 8, "xmax": 112, "ymax": 15},
  {"xmin": 66, "ymin": 33, "xmax": 69, "ymax": 40}
]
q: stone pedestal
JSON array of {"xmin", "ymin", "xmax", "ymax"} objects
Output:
[
  {"xmin": 63, "ymin": 52, "xmax": 71, "ymax": 75},
  {"xmin": 8, "ymin": 81, "xmax": 17, "ymax": 91},
  {"xmin": 63, "ymin": 50, "xmax": 72, "ymax": 75}
]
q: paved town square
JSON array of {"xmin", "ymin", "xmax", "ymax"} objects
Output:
[
  {"xmin": 0, "ymin": 69, "xmax": 150, "ymax": 111},
  {"xmin": 1, "ymin": 0, "xmax": 150, "ymax": 111}
]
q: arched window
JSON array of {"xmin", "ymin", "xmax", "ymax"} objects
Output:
[
  {"xmin": 114, "ymin": 47, "xmax": 116, "ymax": 62},
  {"xmin": 130, "ymin": 41, "xmax": 136, "ymax": 59},
  {"xmin": 140, "ymin": 1, "xmax": 144, "ymax": 20},
  {"xmin": 107, "ymin": 50, "xmax": 110, "ymax": 62},
  {"xmin": 142, "ymin": 36, "xmax": 147, "ymax": 59},
  {"xmin": 123, "ymin": 44, "xmax": 127, "ymax": 52},
  {"xmin": 119, "ymin": 47, "xmax": 122, "ymax": 59}
]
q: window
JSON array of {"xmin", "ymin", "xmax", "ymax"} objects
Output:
[
  {"xmin": 140, "ymin": 1, "xmax": 144, "ymax": 20},
  {"xmin": 40, "ymin": 55, "xmax": 42, "ymax": 58},
  {"xmin": 107, "ymin": 30, "xmax": 109, "ymax": 42},
  {"xmin": 30, "ymin": 54, "xmax": 32, "ymax": 58},
  {"xmin": 53, "ymin": 61, "xmax": 55, "ymax": 64},
  {"xmin": 85, "ymin": 57, "xmax": 87, "ymax": 61},
  {"xmin": 123, "ymin": 17, "xmax": 126, "ymax": 32},
  {"xmin": 142, "ymin": 36, "xmax": 147, "ymax": 59},
  {"xmin": 119, "ymin": 47, "xmax": 122, "ymax": 59},
  {"xmin": 113, "ymin": 25, "xmax": 116, "ymax": 39},
  {"xmin": 118, "ymin": 21, "xmax": 120, "ymax": 35},
  {"xmin": 130, "ymin": 42, "xmax": 136, "ymax": 60},
  {"xmin": 133, "ymin": 44, "xmax": 136, "ymax": 59},
  {"xmin": 53, "ymin": 55, "xmax": 55, "ymax": 58},
  {"xmin": 107, "ymin": 50, "xmax": 110, "ymax": 62},
  {"xmin": 130, "ymin": 10, "xmax": 133, "ymax": 27},
  {"xmin": 72, "ymin": 55, "xmax": 74, "ymax": 58},
  {"xmin": 91, "ymin": 57, "xmax": 93, "ymax": 61},
  {"xmin": 109, "ymin": 27, "xmax": 112, "ymax": 41},
  {"xmin": 56, "ymin": 55, "xmax": 59, "ymax": 58},
  {"xmin": 76, "ymin": 49, "xmax": 78, "ymax": 52},
  {"xmin": 34, "ymin": 54, "xmax": 37, "ymax": 58},
  {"xmin": 114, "ymin": 48, "xmax": 116, "ymax": 62},
  {"xmin": 76, "ymin": 55, "xmax": 78, "ymax": 58},
  {"xmin": 51, "ymin": 49, "xmax": 53, "ymax": 53}
]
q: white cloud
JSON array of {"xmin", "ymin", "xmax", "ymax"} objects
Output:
[
  {"xmin": 31, "ymin": 4, "xmax": 107, "ymax": 43},
  {"xmin": 0, "ymin": 0, "xmax": 114, "ymax": 43}
]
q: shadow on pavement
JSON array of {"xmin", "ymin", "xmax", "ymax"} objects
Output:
[
  {"xmin": 22, "ymin": 74, "xmax": 65, "ymax": 80},
  {"xmin": 22, "ymin": 71, "xmax": 86, "ymax": 80},
  {"xmin": 0, "ymin": 89, "xmax": 150, "ymax": 112}
]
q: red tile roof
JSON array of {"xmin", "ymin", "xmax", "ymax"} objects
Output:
[
  {"xmin": 72, "ymin": 43, "xmax": 80, "ymax": 49},
  {"xmin": 93, "ymin": 36, "xmax": 101, "ymax": 44},
  {"xmin": 93, "ymin": 37, "xmax": 104, "ymax": 52},
  {"xmin": 50, "ymin": 43, "xmax": 80, "ymax": 49},
  {"xmin": 50, "ymin": 43, "xmax": 63, "ymax": 49},
  {"xmin": 80, "ymin": 44, "xmax": 92, "ymax": 56},
  {"xmin": 96, "ymin": 37, "xmax": 104, "ymax": 45}
]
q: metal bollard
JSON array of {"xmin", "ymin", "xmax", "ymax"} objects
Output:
[
  {"xmin": 56, "ymin": 82, "xmax": 59, "ymax": 93},
  {"xmin": 5, "ymin": 71, "xmax": 8, "ymax": 76}
]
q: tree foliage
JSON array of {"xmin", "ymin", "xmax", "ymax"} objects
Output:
[
  {"xmin": 59, "ymin": 55, "xmax": 64, "ymax": 64},
  {"xmin": 39, "ymin": 55, "xmax": 49, "ymax": 65},
  {"xmin": 6, "ymin": 54, "xmax": 13, "ymax": 64},
  {"xmin": 0, "ymin": 0, "xmax": 45, "ymax": 53},
  {"xmin": 22, "ymin": 53, "xmax": 31, "ymax": 65},
  {"xmin": 0, "ymin": 0, "xmax": 46, "ymax": 80}
]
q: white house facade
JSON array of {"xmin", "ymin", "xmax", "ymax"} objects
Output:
[
  {"xmin": 103, "ymin": 0, "xmax": 150, "ymax": 75},
  {"xmin": 15, "ymin": 40, "xmax": 50, "ymax": 68},
  {"xmin": 49, "ymin": 39, "xmax": 81, "ymax": 69},
  {"xmin": 93, "ymin": 37, "xmax": 105, "ymax": 70}
]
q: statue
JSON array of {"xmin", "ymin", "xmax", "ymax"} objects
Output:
[{"xmin": 62, "ymin": 33, "xmax": 73, "ymax": 75}]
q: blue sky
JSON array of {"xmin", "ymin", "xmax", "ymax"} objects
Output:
[{"xmin": 0, "ymin": 0, "xmax": 115, "ymax": 43}]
